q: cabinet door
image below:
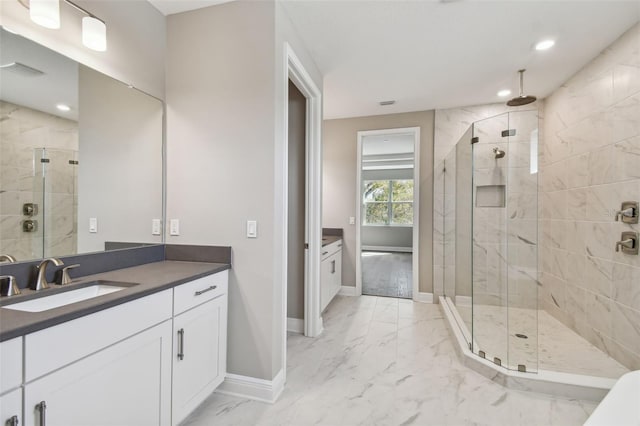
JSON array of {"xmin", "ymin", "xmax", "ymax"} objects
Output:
[
  {"xmin": 24, "ymin": 320, "xmax": 172, "ymax": 426},
  {"xmin": 321, "ymin": 252, "xmax": 341, "ymax": 312},
  {"xmin": 0, "ymin": 388, "xmax": 21, "ymax": 426},
  {"xmin": 172, "ymin": 294, "xmax": 228, "ymax": 426}
]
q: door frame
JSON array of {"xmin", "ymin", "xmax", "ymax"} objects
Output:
[
  {"xmin": 355, "ymin": 127, "xmax": 421, "ymax": 300},
  {"xmin": 281, "ymin": 43, "xmax": 323, "ymax": 357}
]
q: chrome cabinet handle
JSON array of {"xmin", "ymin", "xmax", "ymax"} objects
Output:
[
  {"xmin": 194, "ymin": 285, "xmax": 217, "ymax": 296},
  {"xmin": 177, "ymin": 328, "xmax": 185, "ymax": 361},
  {"xmin": 322, "ymin": 251, "xmax": 328, "ymax": 256},
  {"xmin": 331, "ymin": 260, "xmax": 336, "ymax": 274},
  {"xmin": 7, "ymin": 414, "xmax": 19, "ymax": 426},
  {"xmin": 36, "ymin": 401, "xmax": 46, "ymax": 426}
]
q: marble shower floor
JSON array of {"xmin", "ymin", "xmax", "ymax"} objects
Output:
[
  {"xmin": 456, "ymin": 304, "xmax": 629, "ymax": 379},
  {"xmin": 361, "ymin": 251, "xmax": 412, "ymax": 299},
  {"xmin": 183, "ymin": 296, "xmax": 597, "ymax": 426}
]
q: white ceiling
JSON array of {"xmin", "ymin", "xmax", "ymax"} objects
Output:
[
  {"xmin": 363, "ymin": 133, "xmax": 415, "ymax": 156},
  {"xmin": 280, "ymin": 0, "xmax": 640, "ymax": 119}
]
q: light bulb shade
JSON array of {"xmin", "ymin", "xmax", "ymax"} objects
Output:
[
  {"xmin": 82, "ymin": 16, "xmax": 107, "ymax": 52},
  {"xmin": 30, "ymin": 0, "xmax": 60, "ymax": 29}
]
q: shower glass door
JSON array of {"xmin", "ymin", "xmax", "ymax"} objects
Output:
[
  {"xmin": 471, "ymin": 110, "xmax": 539, "ymax": 373},
  {"xmin": 471, "ymin": 113, "xmax": 510, "ymax": 368}
]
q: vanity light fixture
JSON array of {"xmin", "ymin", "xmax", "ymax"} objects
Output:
[
  {"xmin": 497, "ymin": 89, "xmax": 511, "ymax": 97},
  {"xmin": 535, "ymin": 39, "xmax": 555, "ymax": 51},
  {"xmin": 20, "ymin": 0, "xmax": 107, "ymax": 52},
  {"xmin": 29, "ymin": 0, "xmax": 60, "ymax": 29}
]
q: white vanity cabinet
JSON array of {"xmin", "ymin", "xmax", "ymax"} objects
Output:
[
  {"xmin": 7, "ymin": 268, "xmax": 229, "ymax": 426},
  {"xmin": 172, "ymin": 271, "xmax": 228, "ymax": 426},
  {"xmin": 24, "ymin": 321, "xmax": 173, "ymax": 426},
  {"xmin": 321, "ymin": 240, "xmax": 342, "ymax": 312},
  {"xmin": 22, "ymin": 290, "xmax": 174, "ymax": 426}
]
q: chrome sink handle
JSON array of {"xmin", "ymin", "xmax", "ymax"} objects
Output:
[
  {"xmin": 34, "ymin": 258, "xmax": 64, "ymax": 291},
  {"xmin": 0, "ymin": 275, "xmax": 21, "ymax": 297},
  {"xmin": 59, "ymin": 264, "xmax": 80, "ymax": 285}
]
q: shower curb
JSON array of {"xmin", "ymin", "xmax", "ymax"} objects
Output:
[{"xmin": 439, "ymin": 296, "xmax": 616, "ymax": 402}]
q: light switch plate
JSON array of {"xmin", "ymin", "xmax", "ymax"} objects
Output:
[
  {"xmin": 89, "ymin": 217, "xmax": 98, "ymax": 233},
  {"xmin": 349, "ymin": 217, "xmax": 355, "ymax": 225},
  {"xmin": 152, "ymin": 219, "xmax": 162, "ymax": 236},
  {"xmin": 247, "ymin": 220, "xmax": 257, "ymax": 238},
  {"xmin": 170, "ymin": 219, "xmax": 180, "ymax": 236}
]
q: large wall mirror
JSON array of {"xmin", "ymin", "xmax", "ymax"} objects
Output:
[{"xmin": 0, "ymin": 27, "xmax": 164, "ymax": 263}]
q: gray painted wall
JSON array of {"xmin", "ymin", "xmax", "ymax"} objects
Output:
[
  {"xmin": 323, "ymin": 110, "xmax": 435, "ymax": 293},
  {"xmin": 287, "ymin": 81, "xmax": 306, "ymax": 321},
  {"xmin": 167, "ymin": 0, "xmax": 322, "ymax": 381}
]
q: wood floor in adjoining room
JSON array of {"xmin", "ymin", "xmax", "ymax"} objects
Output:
[
  {"xmin": 182, "ymin": 296, "xmax": 596, "ymax": 426},
  {"xmin": 361, "ymin": 251, "xmax": 412, "ymax": 299}
]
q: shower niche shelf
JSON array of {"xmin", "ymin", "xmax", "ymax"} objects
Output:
[{"xmin": 475, "ymin": 185, "xmax": 506, "ymax": 208}]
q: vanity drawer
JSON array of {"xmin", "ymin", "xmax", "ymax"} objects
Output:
[
  {"xmin": 0, "ymin": 337, "xmax": 22, "ymax": 394},
  {"xmin": 173, "ymin": 270, "xmax": 228, "ymax": 316},
  {"xmin": 322, "ymin": 240, "xmax": 343, "ymax": 260},
  {"xmin": 25, "ymin": 289, "xmax": 172, "ymax": 382}
]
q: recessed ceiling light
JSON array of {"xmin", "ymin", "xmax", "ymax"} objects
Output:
[
  {"xmin": 56, "ymin": 104, "xmax": 71, "ymax": 112},
  {"xmin": 535, "ymin": 40, "xmax": 555, "ymax": 51},
  {"xmin": 497, "ymin": 89, "xmax": 511, "ymax": 97}
]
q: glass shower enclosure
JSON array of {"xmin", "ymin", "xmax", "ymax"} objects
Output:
[{"xmin": 443, "ymin": 110, "xmax": 539, "ymax": 373}]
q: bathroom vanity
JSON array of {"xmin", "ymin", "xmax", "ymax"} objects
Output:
[{"xmin": 0, "ymin": 253, "xmax": 230, "ymax": 426}]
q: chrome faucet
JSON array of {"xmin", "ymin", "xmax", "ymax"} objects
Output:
[
  {"xmin": 0, "ymin": 254, "xmax": 17, "ymax": 263},
  {"xmin": 34, "ymin": 258, "xmax": 64, "ymax": 291}
]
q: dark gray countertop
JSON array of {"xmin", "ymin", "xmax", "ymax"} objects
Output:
[
  {"xmin": 322, "ymin": 235, "xmax": 342, "ymax": 247},
  {"xmin": 0, "ymin": 261, "xmax": 230, "ymax": 342}
]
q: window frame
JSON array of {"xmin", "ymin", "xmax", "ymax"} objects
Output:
[{"xmin": 363, "ymin": 179, "xmax": 414, "ymax": 226}]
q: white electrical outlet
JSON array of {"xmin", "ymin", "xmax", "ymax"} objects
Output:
[
  {"xmin": 152, "ymin": 219, "xmax": 161, "ymax": 236},
  {"xmin": 89, "ymin": 217, "xmax": 98, "ymax": 233},
  {"xmin": 247, "ymin": 220, "xmax": 257, "ymax": 238},
  {"xmin": 170, "ymin": 219, "xmax": 180, "ymax": 236},
  {"xmin": 349, "ymin": 216, "xmax": 355, "ymax": 225}
]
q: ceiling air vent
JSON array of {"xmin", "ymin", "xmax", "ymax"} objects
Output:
[
  {"xmin": 0, "ymin": 62, "xmax": 45, "ymax": 77},
  {"xmin": 379, "ymin": 100, "xmax": 396, "ymax": 106}
]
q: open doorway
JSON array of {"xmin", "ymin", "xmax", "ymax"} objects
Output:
[{"xmin": 356, "ymin": 127, "xmax": 420, "ymax": 300}]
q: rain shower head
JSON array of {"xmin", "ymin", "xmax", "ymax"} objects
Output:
[
  {"xmin": 493, "ymin": 147, "xmax": 505, "ymax": 159},
  {"xmin": 507, "ymin": 69, "xmax": 537, "ymax": 107}
]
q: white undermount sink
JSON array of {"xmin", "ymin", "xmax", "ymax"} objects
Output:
[{"xmin": 2, "ymin": 281, "xmax": 134, "ymax": 313}]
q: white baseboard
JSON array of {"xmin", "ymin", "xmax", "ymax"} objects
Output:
[
  {"xmin": 362, "ymin": 245, "xmax": 412, "ymax": 253},
  {"xmin": 339, "ymin": 285, "xmax": 357, "ymax": 296},
  {"xmin": 414, "ymin": 292, "xmax": 434, "ymax": 303},
  {"xmin": 216, "ymin": 369, "xmax": 285, "ymax": 403},
  {"xmin": 287, "ymin": 317, "xmax": 304, "ymax": 334}
]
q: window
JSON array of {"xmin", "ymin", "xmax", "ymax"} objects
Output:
[{"xmin": 363, "ymin": 179, "xmax": 413, "ymax": 225}]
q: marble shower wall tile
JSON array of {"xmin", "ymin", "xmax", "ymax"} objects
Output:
[
  {"xmin": 0, "ymin": 100, "xmax": 79, "ymax": 262},
  {"xmin": 540, "ymin": 23, "xmax": 640, "ymax": 370}
]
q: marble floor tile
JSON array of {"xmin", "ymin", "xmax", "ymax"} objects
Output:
[{"xmin": 183, "ymin": 296, "xmax": 598, "ymax": 426}]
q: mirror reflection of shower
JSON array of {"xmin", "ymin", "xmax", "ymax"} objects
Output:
[{"xmin": 493, "ymin": 147, "xmax": 505, "ymax": 159}]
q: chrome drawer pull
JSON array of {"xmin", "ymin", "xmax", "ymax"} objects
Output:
[
  {"xmin": 194, "ymin": 285, "xmax": 217, "ymax": 296},
  {"xmin": 8, "ymin": 414, "xmax": 19, "ymax": 426},
  {"xmin": 177, "ymin": 328, "xmax": 185, "ymax": 361},
  {"xmin": 36, "ymin": 401, "xmax": 46, "ymax": 426}
]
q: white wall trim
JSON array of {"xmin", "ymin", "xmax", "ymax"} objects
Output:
[
  {"xmin": 414, "ymin": 292, "xmax": 434, "ymax": 303},
  {"xmin": 339, "ymin": 285, "xmax": 357, "ymax": 296},
  {"xmin": 216, "ymin": 370, "xmax": 285, "ymax": 404},
  {"xmin": 456, "ymin": 295, "xmax": 472, "ymax": 307},
  {"xmin": 287, "ymin": 317, "xmax": 304, "ymax": 334},
  {"xmin": 362, "ymin": 245, "xmax": 413, "ymax": 253},
  {"xmin": 356, "ymin": 127, "xmax": 421, "ymax": 299}
]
